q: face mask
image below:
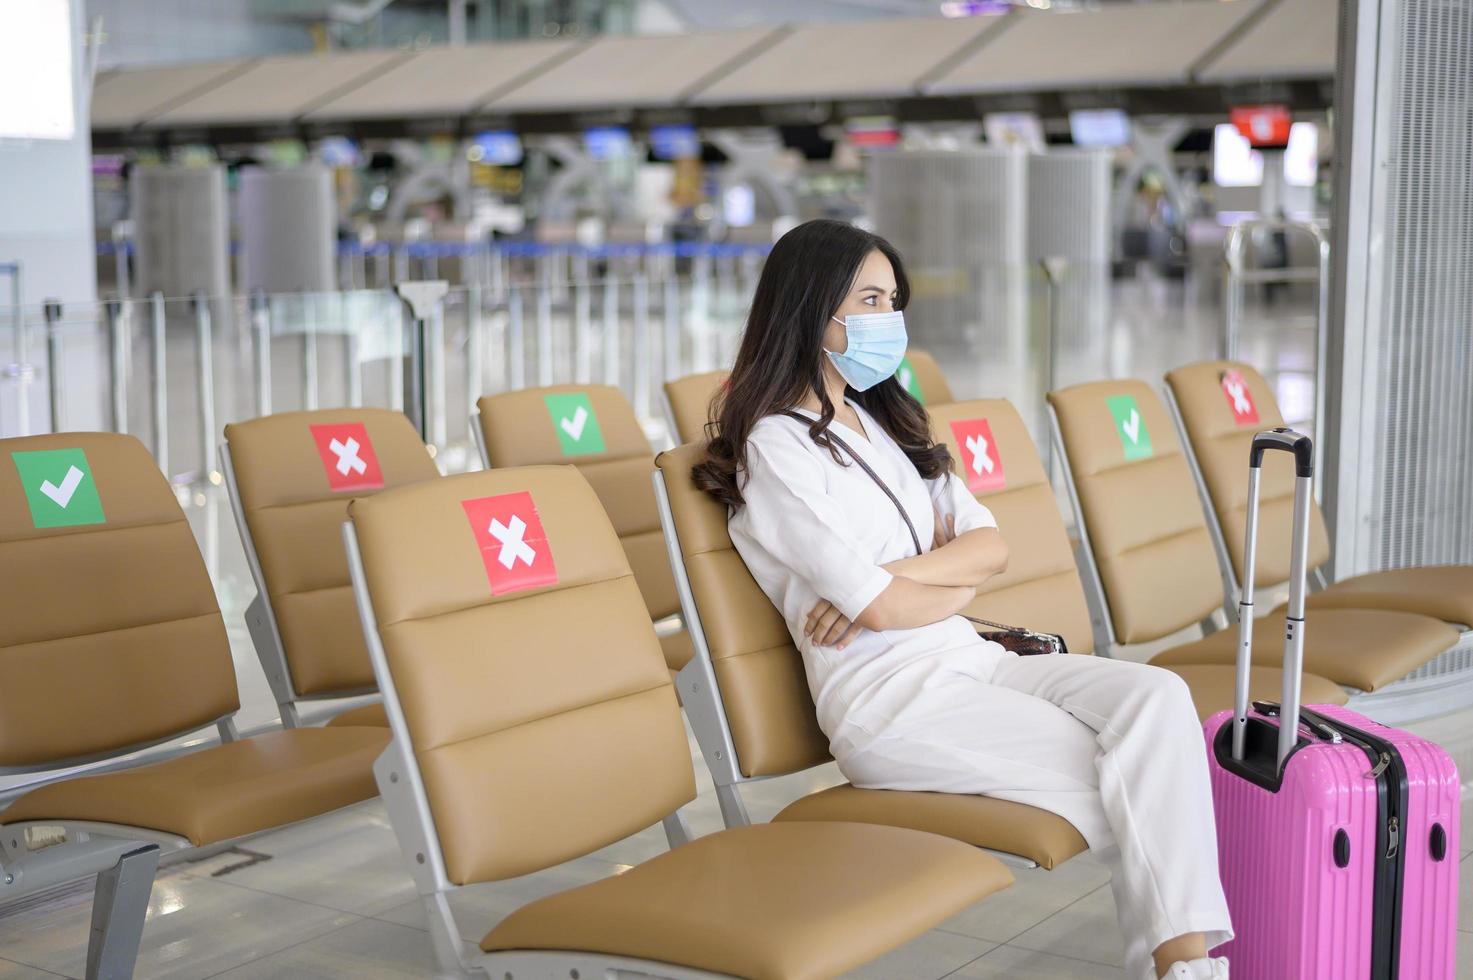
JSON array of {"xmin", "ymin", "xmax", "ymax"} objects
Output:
[{"xmin": 826, "ymin": 310, "xmax": 908, "ymax": 391}]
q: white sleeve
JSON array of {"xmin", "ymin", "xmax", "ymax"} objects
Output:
[
  {"xmin": 928, "ymin": 470, "xmax": 999, "ymax": 537},
  {"xmin": 737, "ymin": 431, "xmax": 894, "ymax": 622}
]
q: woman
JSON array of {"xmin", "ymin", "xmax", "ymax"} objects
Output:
[{"xmin": 694, "ymin": 220, "xmax": 1232, "ymax": 980}]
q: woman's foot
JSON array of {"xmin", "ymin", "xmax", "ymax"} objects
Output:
[{"xmin": 1164, "ymin": 956, "xmax": 1228, "ymax": 979}]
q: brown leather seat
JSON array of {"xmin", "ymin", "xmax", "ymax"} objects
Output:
[
  {"xmin": 1166, "ymin": 361, "xmax": 1473, "ymax": 629},
  {"xmin": 663, "ymin": 370, "xmax": 729, "ymax": 445},
  {"xmin": 0, "ymin": 728, "xmax": 383, "ymax": 846},
  {"xmin": 482, "ymin": 821, "xmax": 1012, "ymax": 979},
  {"xmin": 325, "ymin": 703, "xmax": 390, "ymax": 728},
  {"xmin": 655, "ymin": 441, "xmax": 1088, "ymax": 869},
  {"xmin": 899, "ymin": 349, "xmax": 955, "ymax": 406},
  {"xmin": 477, "ymin": 385, "xmax": 692, "ymax": 674},
  {"xmin": 1160, "ymin": 665, "xmax": 1348, "ymax": 721},
  {"xmin": 1048, "ymin": 380, "xmax": 1453, "ymax": 691},
  {"xmin": 224, "ymin": 408, "xmax": 440, "ymax": 726},
  {"xmin": 1152, "ymin": 606, "xmax": 1457, "ymax": 693},
  {"xmin": 0, "ymin": 432, "xmax": 386, "ymax": 842},
  {"xmin": 927, "ymin": 399, "xmax": 1338, "ymax": 721},
  {"xmin": 347, "ymin": 463, "xmax": 1011, "ymax": 976}
]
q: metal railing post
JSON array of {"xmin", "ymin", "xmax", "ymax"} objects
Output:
[
  {"xmin": 394, "ymin": 280, "xmax": 449, "ymax": 443},
  {"xmin": 536, "ymin": 281, "xmax": 554, "ymax": 387},
  {"xmin": 602, "ymin": 275, "xmax": 620, "ymax": 388},
  {"xmin": 250, "ymin": 289, "xmax": 271, "ymax": 416},
  {"xmin": 633, "ymin": 273, "xmax": 651, "ymax": 421},
  {"xmin": 508, "ymin": 286, "xmax": 526, "ymax": 392},
  {"xmin": 663, "ymin": 276, "xmax": 681, "ymax": 384},
  {"xmin": 105, "ymin": 295, "xmax": 128, "ymax": 433},
  {"xmin": 43, "ymin": 299, "xmax": 63, "ymax": 433},
  {"xmin": 302, "ymin": 295, "xmax": 319, "ymax": 411},
  {"xmin": 191, "ymin": 291, "xmax": 217, "ymax": 480},
  {"xmin": 574, "ymin": 275, "xmax": 592, "ymax": 384},
  {"xmin": 2, "ymin": 262, "xmax": 29, "ymax": 436},
  {"xmin": 466, "ymin": 283, "xmax": 484, "ymax": 413},
  {"xmin": 1038, "ymin": 257, "xmax": 1067, "ymax": 473},
  {"xmin": 149, "ymin": 291, "xmax": 167, "ymax": 471}
]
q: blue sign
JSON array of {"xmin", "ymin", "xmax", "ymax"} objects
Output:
[
  {"xmin": 650, "ymin": 124, "xmax": 700, "ymax": 160},
  {"xmin": 472, "ymin": 130, "xmax": 524, "ymax": 166},
  {"xmin": 583, "ymin": 126, "xmax": 633, "ymax": 160}
]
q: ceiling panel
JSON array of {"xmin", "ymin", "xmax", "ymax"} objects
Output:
[
  {"xmin": 146, "ymin": 49, "xmax": 412, "ymax": 127},
  {"xmin": 91, "ymin": 60, "xmax": 252, "ymax": 129},
  {"xmin": 487, "ymin": 27, "xmax": 780, "ymax": 112},
  {"xmin": 688, "ymin": 16, "xmax": 995, "ymax": 105},
  {"xmin": 303, "ymin": 38, "xmax": 582, "ymax": 121},
  {"xmin": 1194, "ymin": 0, "xmax": 1337, "ymax": 82},
  {"xmin": 925, "ymin": 1, "xmax": 1261, "ymax": 95}
]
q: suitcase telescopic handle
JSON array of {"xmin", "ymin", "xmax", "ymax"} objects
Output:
[{"xmin": 1233, "ymin": 427, "xmax": 1316, "ymax": 770}]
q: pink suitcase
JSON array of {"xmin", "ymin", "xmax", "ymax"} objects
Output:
[{"xmin": 1202, "ymin": 428, "xmax": 1460, "ymax": 979}]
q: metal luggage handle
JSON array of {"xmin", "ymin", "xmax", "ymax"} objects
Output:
[{"xmin": 1232, "ymin": 427, "xmax": 1316, "ymax": 770}]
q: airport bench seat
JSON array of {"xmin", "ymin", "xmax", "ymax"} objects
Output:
[
  {"xmin": 1161, "ymin": 665, "xmax": 1347, "ymax": 719},
  {"xmin": 771, "ymin": 786, "xmax": 1086, "ymax": 870},
  {"xmin": 1151, "ymin": 605, "xmax": 1458, "ymax": 693},
  {"xmin": 0, "ymin": 727, "xmax": 384, "ymax": 847},
  {"xmin": 1306, "ymin": 565, "xmax": 1473, "ymax": 628},
  {"xmin": 481, "ymin": 820, "xmax": 1010, "ymax": 980},
  {"xmin": 325, "ymin": 703, "xmax": 391, "ymax": 728}
]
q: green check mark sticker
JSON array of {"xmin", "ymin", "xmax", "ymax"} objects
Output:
[
  {"xmin": 544, "ymin": 392, "xmax": 606, "ymax": 456},
  {"xmin": 12, "ymin": 448, "xmax": 106, "ymax": 528},
  {"xmin": 1107, "ymin": 394, "xmax": 1153, "ymax": 460},
  {"xmin": 895, "ymin": 357, "xmax": 924, "ymax": 403}
]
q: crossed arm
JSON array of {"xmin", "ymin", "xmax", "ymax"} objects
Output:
[{"xmin": 804, "ymin": 512, "xmax": 1009, "ymax": 649}]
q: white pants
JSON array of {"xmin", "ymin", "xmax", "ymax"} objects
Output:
[{"xmin": 834, "ymin": 653, "xmax": 1234, "ymax": 980}]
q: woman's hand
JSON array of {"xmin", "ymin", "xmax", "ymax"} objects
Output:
[
  {"xmin": 805, "ymin": 599, "xmax": 863, "ymax": 650},
  {"xmin": 932, "ymin": 509, "xmax": 957, "ymax": 551}
]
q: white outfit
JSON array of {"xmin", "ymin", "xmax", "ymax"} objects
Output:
[{"xmin": 728, "ymin": 404, "xmax": 1232, "ymax": 980}]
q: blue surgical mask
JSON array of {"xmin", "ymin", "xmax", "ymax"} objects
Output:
[{"xmin": 826, "ymin": 310, "xmax": 908, "ymax": 391}]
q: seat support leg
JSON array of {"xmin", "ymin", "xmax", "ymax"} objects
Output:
[
  {"xmin": 424, "ymin": 891, "xmax": 473, "ymax": 979},
  {"xmin": 660, "ymin": 811, "xmax": 691, "ymax": 849},
  {"xmin": 86, "ymin": 844, "xmax": 160, "ymax": 980},
  {"xmin": 714, "ymin": 784, "xmax": 749, "ymax": 828}
]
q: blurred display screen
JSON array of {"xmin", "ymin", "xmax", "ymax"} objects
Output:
[
  {"xmin": 940, "ymin": 1, "xmax": 1011, "ymax": 14},
  {"xmin": 845, "ymin": 116, "xmax": 901, "ymax": 150},
  {"xmin": 650, "ymin": 124, "xmax": 700, "ymax": 160},
  {"xmin": 471, "ymin": 130, "xmax": 523, "ymax": 166},
  {"xmin": 723, "ymin": 184, "xmax": 755, "ymax": 227},
  {"xmin": 1213, "ymin": 123, "xmax": 1264, "ymax": 187},
  {"xmin": 317, "ymin": 136, "xmax": 360, "ymax": 168},
  {"xmin": 1283, "ymin": 123, "xmax": 1319, "ymax": 187},
  {"xmin": 1230, "ymin": 104, "xmax": 1293, "ymax": 149},
  {"xmin": 583, "ymin": 126, "xmax": 633, "ymax": 160},
  {"xmin": 0, "ymin": 0, "xmax": 74, "ymax": 140},
  {"xmin": 1069, "ymin": 109, "xmax": 1131, "ymax": 148},
  {"xmin": 984, "ymin": 112, "xmax": 1044, "ymax": 153}
]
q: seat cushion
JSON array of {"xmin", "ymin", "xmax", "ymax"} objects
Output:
[
  {"xmin": 658, "ymin": 628, "xmax": 695, "ymax": 673},
  {"xmin": 1158, "ymin": 664, "xmax": 1348, "ymax": 722},
  {"xmin": 481, "ymin": 821, "xmax": 1011, "ymax": 980},
  {"xmin": 772, "ymin": 783, "xmax": 1086, "ymax": 870},
  {"xmin": 0, "ymin": 727, "xmax": 387, "ymax": 846},
  {"xmin": 1308, "ymin": 566, "xmax": 1473, "ymax": 629},
  {"xmin": 326, "ymin": 702, "xmax": 390, "ymax": 728},
  {"xmin": 1150, "ymin": 608, "xmax": 1458, "ymax": 692}
]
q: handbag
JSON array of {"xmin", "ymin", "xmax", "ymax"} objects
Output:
[{"xmin": 781, "ymin": 410, "xmax": 1068, "ymax": 656}]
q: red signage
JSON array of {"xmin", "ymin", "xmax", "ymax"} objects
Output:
[
  {"xmin": 1220, "ymin": 370, "xmax": 1260, "ymax": 427},
  {"xmin": 309, "ymin": 423, "xmax": 384, "ymax": 493},
  {"xmin": 950, "ymin": 418, "xmax": 1006, "ymax": 494},
  {"xmin": 462, "ymin": 491, "xmax": 558, "ymax": 596},
  {"xmin": 1231, "ymin": 105, "xmax": 1292, "ymax": 149}
]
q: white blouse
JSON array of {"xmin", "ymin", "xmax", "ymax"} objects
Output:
[{"xmin": 728, "ymin": 402, "xmax": 1003, "ymax": 740}]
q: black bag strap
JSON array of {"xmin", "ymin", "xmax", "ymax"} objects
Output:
[{"xmin": 780, "ymin": 410, "xmax": 1030, "ymax": 637}]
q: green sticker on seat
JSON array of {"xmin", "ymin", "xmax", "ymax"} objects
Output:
[
  {"xmin": 1107, "ymin": 394, "xmax": 1153, "ymax": 460},
  {"xmin": 896, "ymin": 357, "xmax": 924, "ymax": 403},
  {"xmin": 544, "ymin": 392, "xmax": 606, "ymax": 456},
  {"xmin": 12, "ymin": 448, "xmax": 106, "ymax": 528}
]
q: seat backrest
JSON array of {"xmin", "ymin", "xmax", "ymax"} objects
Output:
[
  {"xmin": 349, "ymin": 464, "xmax": 692, "ymax": 885},
  {"xmin": 1165, "ymin": 360, "xmax": 1331, "ymax": 587},
  {"xmin": 927, "ymin": 399, "xmax": 1094, "ymax": 653},
  {"xmin": 1047, "ymin": 380, "xmax": 1223, "ymax": 644},
  {"xmin": 900, "ymin": 349, "xmax": 955, "ymax": 406},
  {"xmin": 224, "ymin": 408, "xmax": 440, "ymax": 698},
  {"xmin": 0, "ymin": 433, "xmax": 238, "ymax": 768},
  {"xmin": 654, "ymin": 443, "xmax": 830, "ymax": 778},
  {"xmin": 664, "ymin": 370, "xmax": 729, "ymax": 444},
  {"xmin": 477, "ymin": 385, "xmax": 677, "ymax": 624}
]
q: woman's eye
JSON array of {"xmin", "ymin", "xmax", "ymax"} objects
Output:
[{"xmin": 863, "ymin": 296, "xmax": 877, "ymax": 306}]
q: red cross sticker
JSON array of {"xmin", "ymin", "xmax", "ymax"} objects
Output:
[
  {"xmin": 1220, "ymin": 370, "xmax": 1260, "ymax": 426},
  {"xmin": 462, "ymin": 491, "xmax": 558, "ymax": 595},
  {"xmin": 950, "ymin": 418, "xmax": 1006, "ymax": 494},
  {"xmin": 309, "ymin": 423, "xmax": 384, "ymax": 493}
]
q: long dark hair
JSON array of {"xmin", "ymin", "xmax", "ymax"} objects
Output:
[{"xmin": 693, "ymin": 219, "xmax": 950, "ymax": 508}]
